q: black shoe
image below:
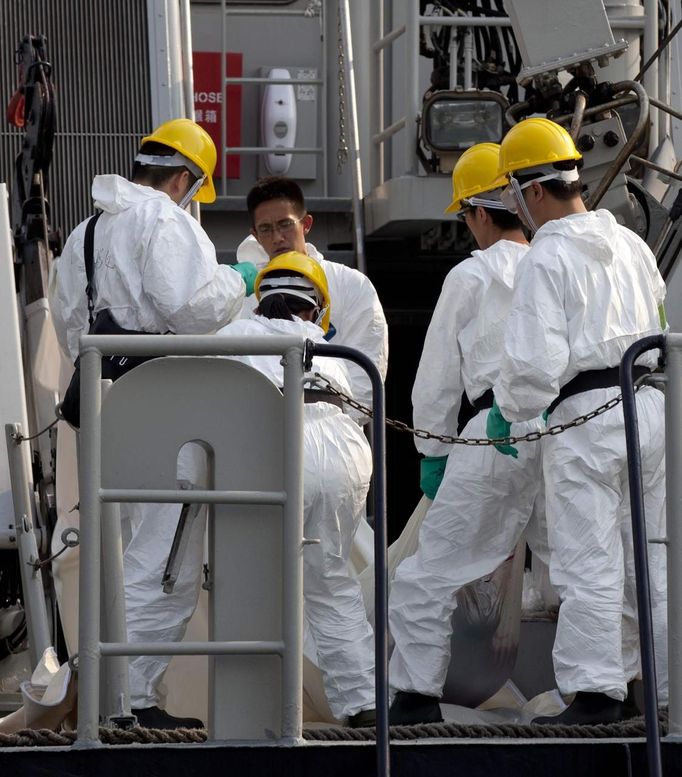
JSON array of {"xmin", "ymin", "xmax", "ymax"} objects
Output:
[
  {"xmin": 132, "ymin": 705, "xmax": 204, "ymax": 730},
  {"xmin": 624, "ymin": 680, "xmax": 641, "ymax": 716},
  {"xmin": 389, "ymin": 691, "xmax": 443, "ymax": 726},
  {"xmin": 532, "ymin": 691, "xmax": 638, "ymax": 725},
  {"xmin": 347, "ymin": 708, "xmax": 377, "ymax": 728}
]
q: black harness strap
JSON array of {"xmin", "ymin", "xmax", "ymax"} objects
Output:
[
  {"xmin": 84, "ymin": 211, "xmax": 103, "ymax": 325},
  {"xmin": 548, "ymin": 365, "xmax": 650, "ymax": 415}
]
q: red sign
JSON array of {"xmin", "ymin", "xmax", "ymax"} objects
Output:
[{"xmin": 192, "ymin": 51, "xmax": 243, "ymax": 179}]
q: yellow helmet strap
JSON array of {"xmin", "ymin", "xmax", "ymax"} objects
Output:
[
  {"xmin": 135, "ymin": 152, "xmax": 203, "ymax": 179},
  {"xmin": 463, "ymin": 190, "xmax": 508, "ymax": 211},
  {"xmin": 313, "ymin": 304, "xmax": 329, "ymax": 329},
  {"xmin": 514, "ymin": 163, "xmax": 580, "ymax": 183}
]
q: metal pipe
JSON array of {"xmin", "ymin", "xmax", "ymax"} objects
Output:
[
  {"xmin": 642, "ymin": 0, "xmax": 659, "ymax": 152},
  {"xmin": 224, "ymin": 77, "xmax": 323, "ymax": 85},
  {"xmin": 505, "ymin": 100, "xmax": 530, "ymax": 126},
  {"xmin": 404, "ymin": 1, "xmax": 420, "ymax": 176},
  {"xmin": 373, "ymin": 24, "xmax": 405, "ymax": 52},
  {"xmin": 81, "ymin": 333, "xmax": 308, "ymax": 357},
  {"xmin": 309, "ymin": 342, "xmax": 389, "ymax": 777},
  {"xmin": 585, "ymin": 80, "xmax": 650, "ymax": 211},
  {"xmin": 101, "ymin": 640, "xmax": 286, "ymax": 656},
  {"xmin": 415, "ymin": 14, "xmax": 644, "ymax": 29},
  {"xmin": 340, "ymin": 0, "xmax": 367, "ymax": 274},
  {"xmin": 368, "ymin": 2, "xmax": 384, "ymax": 187},
  {"xmin": 630, "ymin": 155, "xmax": 682, "ymax": 183},
  {"xmin": 620, "ymin": 335, "xmax": 665, "ymax": 777},
  {"xmin": 448, "ymin": 28, "xmax": 459, "ymax": 90},
  {"xmin": 100, "ymin": 495, "xmax": 131, "ymax": 721},
  {"xmin": 551, "ymin": 95, "xmax": 639, "ymax": 126},
  {"xmin": 463, "ymin": 26, "xmax": 473, "ymax": 91},
  {"xmin": 179, "ymin": 0, "xmax": 200, "ymax": 223},
  {"xmin": 666, "ymin": 335, "xmax": 682, "ymax": 736},
  {"xmin": 225, "ymin": 146, "xmax": 323, "ymax": 155},
  {"xmin": 76, "ymin": 347, "xmax": 104, "ymax": 744},
  {"xmin": 321, "ymin": 0, "xmax": 328, "ymax": 197},
  {"xmin": 372, "ymin": 117, "xmax": 406, "ymax": 146},
  {"xmin": 569, "ymin": 92, "xmax": 588, "ymax": 140},
  {"xmin": 281, "ymin": 344, "xmax": 305, "ymax": 742},
  {"xmin": 650, "ymin": 96, "xmax": 682, "ymax": 124},
  {"xmin": 220, "ymin": 0, "xmax": 226, "ymax": 197},
  {"xmin": 99, "ymin": 488, "xmax": 287, "ymax": 505},
  {"xmin": 224, "ymin": 7, "xmax": 319, "ymax": 16}
]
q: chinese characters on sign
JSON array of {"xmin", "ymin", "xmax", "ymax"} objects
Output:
[{"xmin": 192, "ymin": 51, "xmax": 243, "ymax": 179}]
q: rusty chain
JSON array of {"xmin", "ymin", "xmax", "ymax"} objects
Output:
[{"xmin": 312, "ymin": 372, "xmax": 650, "ymax": 446}]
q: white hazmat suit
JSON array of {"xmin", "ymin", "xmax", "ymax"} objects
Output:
[
  {"xmin": 236, "ymin": 235, "xmax": 388, "ymax": 417},
  {"xmin": 495, "ymin": 209, "xmax": 668, "ymax": 703},
  {"xmin": 389, "ymin": 240, "xmax": 545, "ymax": 698},
  {"xmin": 216, "ymin": 314, "xmax": 376, "ymax": 720},
  {"xmin": 50, "ymin": 174, "xmax": 246, "ymax": 709}
]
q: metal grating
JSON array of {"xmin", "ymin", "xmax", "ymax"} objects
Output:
[{"xmin": 0, "ymin": 0, "xmax": 152, "ymax": 241}]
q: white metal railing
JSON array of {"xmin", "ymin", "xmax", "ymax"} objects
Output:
[
  {"xmin": 219, "ymin": 0, "xmax": 327, "ymax": 196},
  {"xmin": 76, "ymin": 334, "xmax": 306, "ymax": 744},
  {"xmin": 367, "ymin": 2, "xmax": 654, "ymax": 190}
]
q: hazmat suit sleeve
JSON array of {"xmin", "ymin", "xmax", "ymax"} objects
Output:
[
  {"xmin": 142, "ymin": 212, "xmax": 246, "ymax": 333},
  {"xmin": 48, "ymin": 221, "xmax": 89, "ymax": 363},
  {"xmin": 412, "ymin": 266, "xmax": 481, "ymax": 457},
  {"xmin": 495, "ymin": 254, "xmax": 570, "ymax": 422},
  {"xmin": 329, "ymin": 264, "xmax": 388, "ymax": 413}
]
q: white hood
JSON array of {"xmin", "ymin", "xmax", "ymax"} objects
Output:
[
  {"xmin": 92, "ymin": 174, "xmax": 170, "ymax": 214},
  {"xmin": 533, "ymin": 210, "xmax": 619, "ymax": 266}
]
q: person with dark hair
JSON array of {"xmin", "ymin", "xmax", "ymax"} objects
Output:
[
  {"xmin": 388, "ymin": 143, "xmax": 547, "ymax": 726},
  {"xmin": 50, "ymin": 118, "xmax": 258, "ymax": 729},
  {"xmin": 238, "ymin": 176, "xmax": 388, "ymax": 419},
  {"xmin": 216, "ymin": 251, "xmax": 377, "ymax": 728},
  {"xmin": 489, "ymin": 117, "xmax": 668, "ymax": 724}
]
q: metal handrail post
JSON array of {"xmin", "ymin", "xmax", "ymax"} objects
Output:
[
  {"xmin": 220, "ymin": 0, "xmax": 227, "ymax": 197},
  {"xmin": 620, "ymin": 335, "xmax": 665, "ymax": 777},
  {"xmin": 100, "ymin": 500, "xmax": 131, "ymax": 721},
  {"xmin": 404, "ymin": 0, "xmax": 419, "ymax": 176},
  {"xmin": 339, "ymin": 0, "xmax": 367, "ymax": 275},
  {"xmin": 309, "ymin": 342, "xmax": 388, "ymax": 777},
  {"xmin": 281, "ymin": 344, "xmax": 305, "ymax": 741},
  {"xmin": 369, "ymin": 2, "xmax": 384, "ymax": 187},
  {"xmin": 76, "ymin": 346, "xmax": 104, "ymax": 745},
  {"xmin": 665, "ymin": 334, "xmax": 682, "ymax": 736}
]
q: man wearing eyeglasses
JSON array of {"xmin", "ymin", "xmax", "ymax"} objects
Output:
[{"xmin": 237, "ymin": 177, "xmax": 388, "ymax": 417}]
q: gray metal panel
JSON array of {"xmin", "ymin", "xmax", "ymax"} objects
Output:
[
  {"xmin": 99, "ymin": 356, "xmax": 286, "ymax": 739},
  {"xmin": 0, "ymin": 0, "xmax": 152, "ymax": 237},
  {"xmin": 504, "ymin": 0, "xmax": 628, "ymax": 83},
  {"xmin": 363, "ymin": 173, "xmax": 454, "ymax": 236}
]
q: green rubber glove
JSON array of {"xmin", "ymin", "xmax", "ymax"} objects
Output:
[
  {"xmin": 230, "ymin": 261, "xmax": 258, "ymax": 296},
  {"xmin": 420, "ymin": 455, "xmax": 448, "ymax": 500},
  {"xmin": 542, "ymin": 409, "xmax": 549, "ymax": 425},
  {"xmin": 486, "ymin": 400, "xmax": 518, "ymax": 458}
]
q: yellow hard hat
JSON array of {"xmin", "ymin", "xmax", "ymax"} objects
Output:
[
  {"xmin": 445, "ymin": 143, "xmax": 508, "ymax": 214},
  {"xmin": 498, "ymin": 117, "xmax": 582, "ymax": 178},
  {"xmin": 141, "ymin": 118, "xmax": 217, "ymax": 203},
  {"xmin": 255, "ymin": 251, "xmax": 331, "ymax": 333}
]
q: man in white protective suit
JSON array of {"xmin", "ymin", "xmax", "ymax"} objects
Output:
[
  {"xmin": 487, "ymin": 117, "xmax": 668, "ymax": 725},
  {"xmin": 237, "ymin": 176, "xmax": 388, "ymax": 418},
  {"xmin": 217, "ymin": 251, "xmax": 377, "ymax": 728},
  {"xmin": 388, "ymin": 143, "xmax": 546, "ymax": 726},
  {"xmin": 49, "ymin": 118, "xmax": 258, "ymax": 729}
]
